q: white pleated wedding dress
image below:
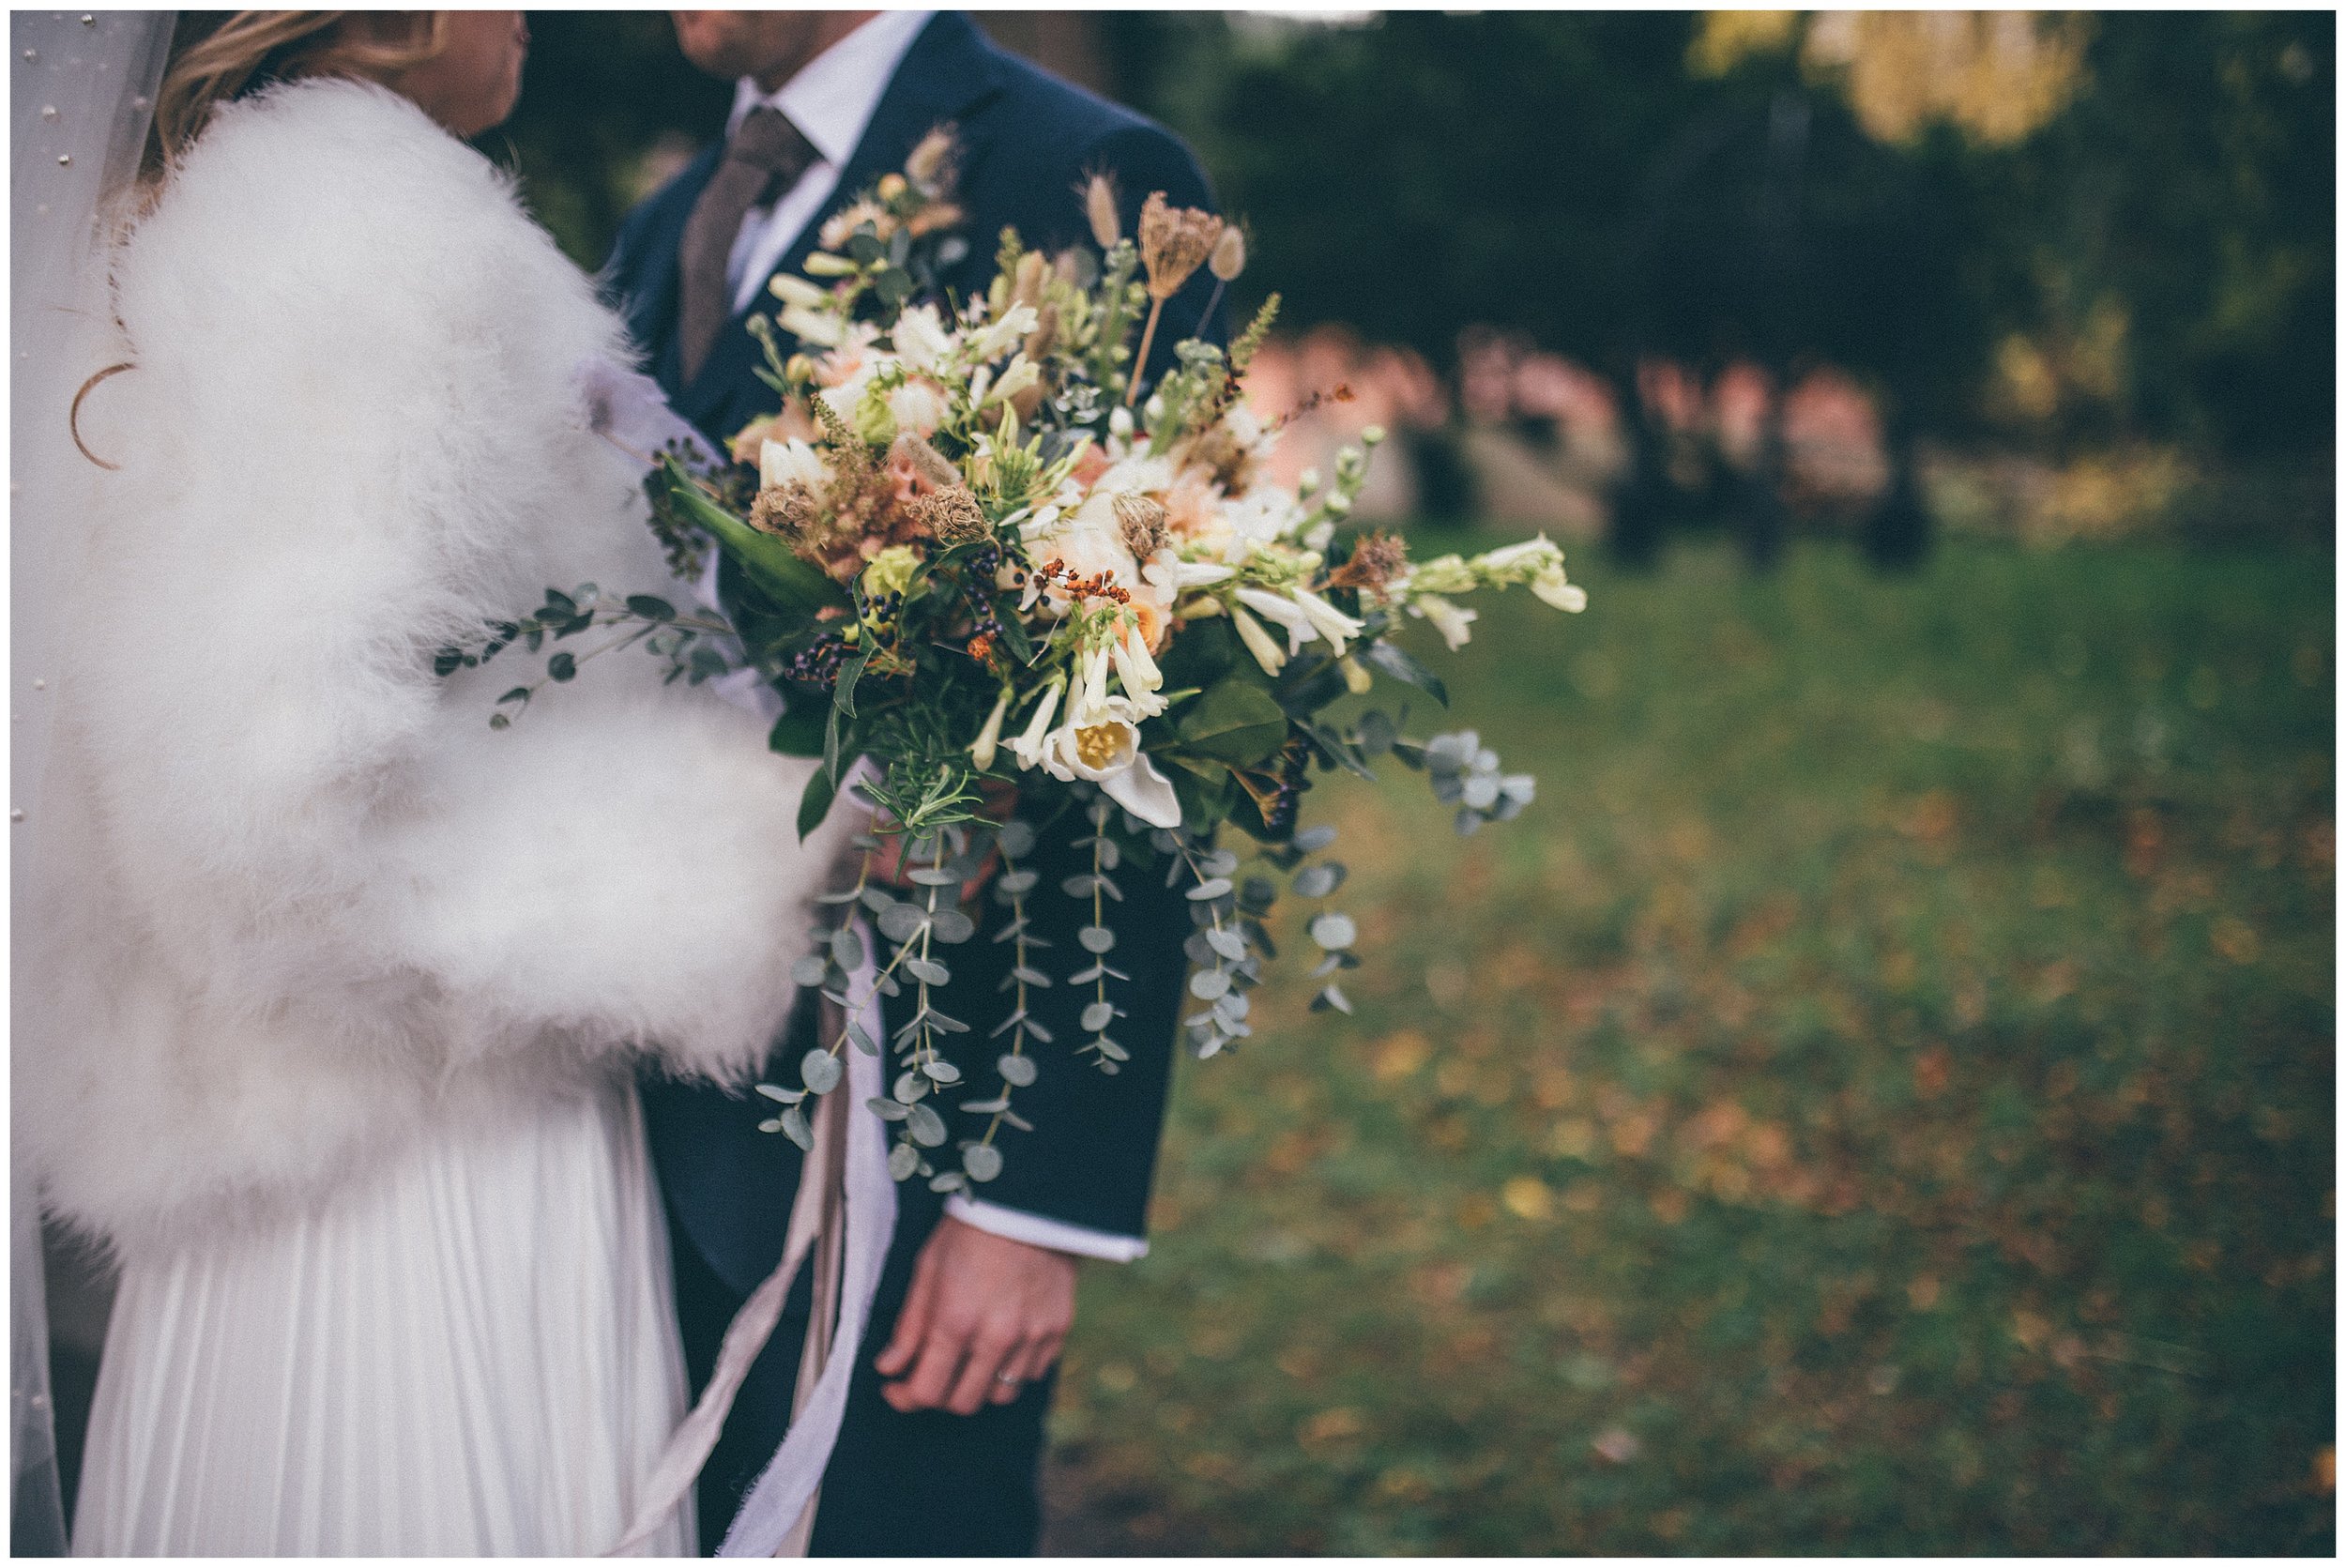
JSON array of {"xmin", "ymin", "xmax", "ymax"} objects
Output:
[
  {"xmin": 71, "ymin": 1078, "xmax": 693, "ymax": 1557},
  {"xmin": 20, "ymin": 76, "xmax": 861, "ymax": 1560}
]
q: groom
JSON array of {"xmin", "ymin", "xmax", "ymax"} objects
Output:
[{"xmin": 607, "ymin": 11, "xmax": 1221, "ymax": 1554}]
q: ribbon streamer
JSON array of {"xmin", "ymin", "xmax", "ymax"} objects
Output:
[{"xmin": 609, "ymin": 925, "xmax": 896, "ymax": 1557}]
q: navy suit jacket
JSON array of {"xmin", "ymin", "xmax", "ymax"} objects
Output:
[{"xmin": 607, "ymin": 12, "xmax": 1223, "ymax": 1300}]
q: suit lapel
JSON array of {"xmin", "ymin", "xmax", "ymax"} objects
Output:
[
  {"xmin": 671, "ymin": 12, "xmax": 1010, "ymax": 432},
  {"xmin": 624, "ymin": 139, "xmax": 726, "ymax": 400}
]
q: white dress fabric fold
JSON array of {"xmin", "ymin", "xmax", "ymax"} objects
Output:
[{"xmin": 71, "ymin": 1077, "xmax": 693, "ymax": 1558}]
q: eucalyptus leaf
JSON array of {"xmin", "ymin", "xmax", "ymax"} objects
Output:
[
  {"xmin": 962, "ymin": 1143, "xmax": 1004, "ymax": 1182},
  {"xmin": 905, "ymin": 956, "xmax": 951, "ymax": 986},
  {"xmin": 1361, "ymin": 637, "xmax": 1449, "ymax": 707},
  {"xmin": 1310, "ymin": 912, "xmax": 1359, "ymax": 950},
  {"xmin": 930, "ymin": 909, "xmax": 976, "ymax": 944},
  {"xmin": 1189, "ymin": 968, "xmax": 1232, "ymax": 1001},
  {"xmin": 1293, "ymin": 863, "xmax": 1348, "ymax": 899},
  {"xmin": 777, "ymin": 1104, "xmax": 814, "ymax": 1150},
  {"xmin": 906, "ymin": 1102, "xmax": 949, "ymax": 1148},
  {"xmin": 998, "ymin": 1053, "xmax": 1039, "ymax": 1087},
  {"xmin": 888, "ymin": 1141, "xmax": 922, "ymax": 1180},
  {"xmin": 1080, "ymin": 1000, "xmax": 1119, "ymax": 1032},
  {"xmin": 800, "ymin": 1050, "xmax": 843, "ymax": 1095},
  {"xmin": 1077, "ymin": 924, "xmax": 1117, "ymax": 953},
  {"xmin": 867, "ymin": 1096, "xmax": 909, "ymax": 1121},
  {"xmin": 876, "ymin": 903, "xmax": 927, "ymax": 943}
]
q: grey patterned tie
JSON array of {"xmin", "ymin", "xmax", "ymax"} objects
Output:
[{"xmin": 677, "ymin": 106, "xmax": 817, "ymax": 385}]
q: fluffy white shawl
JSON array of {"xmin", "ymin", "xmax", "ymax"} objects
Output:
[{"xmin": 20, "ymin": 79, "xmax": 852, "ymax": 1255}]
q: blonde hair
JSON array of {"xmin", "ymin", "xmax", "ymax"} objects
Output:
[{"xmin": 147, "ymin": 10, "xmax": 451, "ymax": 175}]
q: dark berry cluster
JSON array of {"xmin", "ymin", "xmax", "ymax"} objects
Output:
[
  {"xmin": 962, "ymin": 544, "xmax": 1011, "ymax": 664},
  {"xmin": 1259, "ymin": 729, "xmax": 1314, "ymax": 838},
  {"xmin": 782, "ymin": 630, "xmax": 855, "ymax": 686}
]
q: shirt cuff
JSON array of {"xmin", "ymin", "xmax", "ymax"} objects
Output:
[{"xmin": 944, "ymin": 1195, "xmax": 1149, "ymax": 1263}]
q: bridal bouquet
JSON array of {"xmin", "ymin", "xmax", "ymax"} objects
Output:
[{"xmin": 442, "ymin": 134, "xmax": 1585, "ymax": 1192}]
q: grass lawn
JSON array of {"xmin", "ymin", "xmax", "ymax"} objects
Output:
[{"xmin": 1041, "ymin": 532, "xmax": 2335, "ymax": 1554}]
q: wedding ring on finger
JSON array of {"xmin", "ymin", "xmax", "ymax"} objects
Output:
[{"xmin": 995, "ymin": 1370, "xmax": 1022, "ymax": 1386}]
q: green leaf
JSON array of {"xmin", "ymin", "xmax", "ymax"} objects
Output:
[
  {"xmin": 661, "ymin": 457, "xmax": 846, "ymax": 619},
  {"xmin": 797, "ymin": 765, "xmax": 840, "ymax": 841},
  {"xmin": 547, "ymin": 652, "xmax": 576, "ymax": 682},
  {"xmin": 962, "ymin": 1143, "xmax": 1003, "ymax": 1182},
  {"xmin": 769, "ymin": 700, "xmax": 826, "ymax": 758},
  {"xmin": 1361, "ymin": 637, "xmax": 1449, "ymax": 707},
  {"xmin": 1175, "ymin": 679, "xmax": 1290, "ymax": 766},
  {"xmin": 833, "ymin": 648, "xmax": 868, "ymax": 721},
  {"xmin": 625, "ymin": 594, "xmax": 677, "ymax": 621}
]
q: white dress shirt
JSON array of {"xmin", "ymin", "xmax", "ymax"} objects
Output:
[
  {"xmin": 719, "ymin": 8, "xmax": 930, "ymax": 315},
  {"xmin": 707, "ymin": 10, "xmax": 1148, "ymax": 1265}
]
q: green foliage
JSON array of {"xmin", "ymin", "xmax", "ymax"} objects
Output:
[{"xmin": 1051, "ymin": 531, "xmax": 2334, "ymax": 1554}]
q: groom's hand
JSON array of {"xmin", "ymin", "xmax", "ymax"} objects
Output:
[{"xmin": 875, "ymin": 1216, "xmax": 1076, "ymax": 1416}]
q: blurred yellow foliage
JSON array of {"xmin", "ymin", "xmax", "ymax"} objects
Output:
[
  {"xmin": 1693, "ymin": 11, "xmax": 2088, "ymax": 147},
  {"xmin": 1502, "ymin": 1175, "xmax": 1554, "ymax": 1221}
]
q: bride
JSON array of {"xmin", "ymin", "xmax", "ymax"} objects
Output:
[{"xmin": 15, "ymin": 12, "xmax": 854, "ymax": 1554}]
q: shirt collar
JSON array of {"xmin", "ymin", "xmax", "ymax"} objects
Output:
[{"xmin": 725, "ymin": 10, "xmax": 935, "ymax": 168}]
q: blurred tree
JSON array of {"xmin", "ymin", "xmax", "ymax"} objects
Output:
[
  {"xmin": 489, "ymin": 10, "xmax": 730, "ymax": 267},
  {"xmin": 2005, "ymin": 10, "xmax": 2335, "ymax": 458},
  {"xmin": 492, "ymin": 12, "xmax": 2333, "ymax": 555}
]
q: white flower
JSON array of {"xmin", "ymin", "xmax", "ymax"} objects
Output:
[
  {"xmin": 1042, "ymin": 693, "xmax": 1181, "ymax": 829},
  {"xmin": 968, "ymin": 689, "xmax": 1010, "ymax": 771},
  {"xmin": 1009, "ymin": 679, "xmax": 1064, "ymax": 771},
  {"xmin": 1076, "ymin": 639, "xmax": 1112, "ymax": 716},
  {"xmin": 1145, "ymin": 556, "xmax": 1234, "ymax": 592},
  {"xmin": 1289, "ymin": 586, "xmax": 1363, "ymax": 654},
  {"xmin": 769, "ymin": 274, "xmax": 831, "ymax": 312},
  {"xmin": 1109, "ymin": 620, "xmax": 1165, "ymax": 715},
  {"xmin": 887, "ymin": 378, "xmax": 949, "ymax": 438},
  {"xmin": 1235, "ymin": 587, "xmax": 1318, "ymax": 656},
  {"xmin": 972, "ymin": 304, "xmax": 1040, "ymax": 361},
  {"xmin": 1412, "ymin": 594, "xmax": 1478, "ymax": 651},
  {"xmin": 1231, "ymin": 601, "xmax": 1288, "ymax": 675},
  {"xmin": 985, "ymin": 353, "xmax": 1041, "ymax": 406},
  {"xmin": 760, "ymin": 437, "xmax": 829, "ymax": 492},
  {"xmin": 1532, "ymin": 567, "xmax": 1589, "ymax": 613},
  {"xmin": 1476, "ymin": 536, "xmax": 1561, "ymax": 574},
  {"xmin": 777, "ymin": 304, "xmax": 845, "ymax": 348},
  {"xmin": 890, "ymin": 303, "xmax": 955, "ymax": 373}
]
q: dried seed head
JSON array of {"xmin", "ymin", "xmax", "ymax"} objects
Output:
[
  {"xmin": 890, "ymin": 434, "xmax": 963, "ymax": 493},
  {"xmin": 1012, "ymin": 250, "xmax": 1050, "ymax": 310},
  {"xmin": 749, "ymin": 482, "xmax": 820, "ymax": 540},
  {"xmin": 1023, "ymin": 301, "xmax": 1061, "ymax": 363},
  {"xmin": 1326, "ymin": 530, "xmax": 1409, "ymax": 597},
  {"xmin": 1137, "ymin": 191, "xmax": 1225, "ymax": 301},
  {"xmin": 1084, "ymin": 171, "xmax": 1120, "ymax": 250},
  {"xmin": 905, "ymin": 126, "xmax": 956, "ymax": 192},
  {"xmin": 1113, "ymin": 493, "xmax": 1170, "ymax": 558},
  {"xmin": 1209, "ymin": 224, "xmax": 1246, "ymax": 282},
  {"xmin": 911, "ymin": 486, "xmax": 991, "ymax": 544}
]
